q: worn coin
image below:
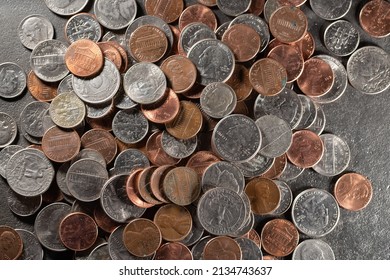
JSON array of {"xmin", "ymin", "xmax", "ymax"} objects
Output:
[
  {"xmin": 44, "ymin": 0, "xmax": 89, "ymax": 16},
  {"xmin": 0, "ymin": 62, "xmax": 26, "ymax": 99},
  {"xmin": 7, "ymin": 189, "xmax": 42, "ymax": 217},
  {"xmin": 93, "ymin": 205, "xmax": 121, "ymax": 234},
  {"xmin": 203, "ymin": 236, "xmax": 242, "ymax": 260},
  {"xmin": 181, "ymin": 205, "xmax": 205, "ymax": 247},
  {"xmin": 137, "ymin": 166, "xmax": 162, "ymax": 205},
  {"xmin": 292, "ymin": 239, "xmax": 335, "ymax": 260},
  {"xmin": 154, "ymin": 242, "xmax": 193, "ymax": 260},
  {"xmin": 0, "ymin": 226, "xmax": 23, "ymax": 260},
  {"xmin": 180, "ymin": 22, "xmax": 216, "ymax": 55},
  {"xmin": 65, "ymin": 13, "xmax": 102, "ymax": 44},
  {"xmin": 145, "ymin": 0, "xmax": 184, "ymax": 24},
  {"xmin": 179, "ymin": 4, "xmax": 218, "ymax": 31},
  {"xmin": 235, "ymin": 237, "xmax": 263, "ymax": 260},
  {"xmin": 234, "ymin": 152, "xmax": 274, "ymax": 178},
  {"xmin": 191, "ymin": 235, "xmax": 213, "ymax": 260},
  {"xmin": 245, "ymin": 177, "xmax": 280, "ymax": 215},
  {"xmin": 27, "ymin": 70, "xmax": 57, "ymax": 102},
  {"xmin": 359, "ymin": 0, "xmax": 390, "ymax": 38},
  {"xmin": 324, "ymin": 20, "xmax": 359, "ymax": 57},
  {"xmin": 0, "ymin": 112, "xmax": 17, "ymax": 148},
  {"xmin": 18, "ymin": 14, "xmax": 54, "ymax": 50},
  {"xmin": 94, "ymin": 0, "xmax": 137, "ymax": 30},
  {"xmin": 114, "ymin": 148, "xmax": 150, "ymax": 175},
  {"xmin": 310, "ymin": 0, "xmax": 351, "ymax": 20},
  {"xmin": 217, "ymin": 0, "xmax": 250, "ymax": 16},
  {"xmin": 145, "ymin": 131, "xmax": 179, "ymax": 166},
  {"xmin": 200, "ymin": 82, "xmax": 236, "ymax": 119},
  {"xmin": 112, "ymin": 109, "xmax": 149, "ymax": 144},
  {"xmin": 15, "ymin": 229, "xmax": 43, "ymax": 260},
  {"xmin": 49, "ymin": 92, "xmax": 85, "ymax": 129},
  {"xmin": 295, "ymin": 94, "xmax": 317, "ymax": 130},
  {"xmin": 126, "ymin": 169, "xmax": 155, "ymax": 208}
]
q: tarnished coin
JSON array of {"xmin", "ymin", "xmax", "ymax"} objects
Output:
[
  {"xmin": 123, "ymin": 218, "xmax": 162, "ymax": 257},
  {"xmin": 324, "ymin": 20, "xmax": 359, "ymax": 57},
  {"xmin": 217, "ymin": 0, "xmax": 251, "ymax": 16},
  {"xmin": 34, "ymin": 202, "xmax": 71, "ymax": 252},
  {"xmin": 0, "ymin": 145, "xmax": 23, "ymax": 178},
  {"xmin": 112, "ymin": 109, "xmax": 149, "ymax": 144},
  {"xmin": 312, "ymin": 134, "xmax": 350, "ymax": 177},
  {"xmin": 192, "ymin": 235, "xmax": 213, "ymax": 260},
  {"xmin": 188, "ymin": 39, "xmax": 235, "ymax": 86},
  {"xmin": 212, "ymin": 114, "xmax": 261, "ymax": 163},
  {"xmin": 235, "ymin": 237, "xmax": 263, "ymax": 260},
  {"xmin": 7, "ymin": 189, "xmax": 42, "ymax": 217},
  {"xmin": 179, "ymin": 4, "xmax": 218, "ymax": 31},
  {"xmin": 0, "ymin": 226, "xmax": 23, "ymax": 260},
  {"xmin": 18, "ymin": 15, "xmax": 54, "ymax": 50},
  {"xmin": 226, "ymin": 64, "xmax": 252, "ymax": 102},
  {"xmin": 234, "ymin": 152, "xmax": 274, "ymax": 178},
  {"xmin": 292, "ymin": 188, "xmax": 340, "ymax": 237},
  {"xmin": 146, "ymin": 132, "xmax": 180, "ymax": 166},
  {"xmin": 141, "ymin": 89, "xmax": 180, "ymax": 124},
  {"xmin": 272, "ymin": 180, "xmax": 293, "ymax": 215},
  {"xmin": 65, "ymin": 13, "xmax": 102, "ymax": 44},
  {"xmin": 137, "ymin": 166, "xmax": 161, "ymax": 205},
  {"xmin": 334, "ymin": 173, "xmax": 373, "ymax": 211},
  {"xmin": 114, "ymin": 148, "xmax": 150, "ymax": 175},
  {"xmin": 126, "ymin": 169, "xmax": 155, "ymax": 209},
  {"xmin": 295, "ymin": 94, "xmax": 317, "ymax": 130},
  {"xmin": 292, "ymin": 239, "xmax": 335, "ymax": 260},
  {"xmin": 347, "ymin": 46, "xmax": 390, "ymax": 95},
  {"xmin": 88, "ymin": 243, "xmax": 111, "ymax": 260},
  {"xmin": 20, "ymin": 101, "xmax": 50, "ymax": 138},
  {"xmin": 15, "ymin": 229, "xmax": 44, "ymax": 260},
  {"xmin": 0, "ymin": 112, "xmax": 17, "ymax": 148},
  {"xmin": 180, "ymin": 22, "xmax": 216, "ymax": 55},
  {"xmin": 200, "ymin": 82, "xmax": 237, "ymax": 119},
  {"xmin": 145, "ymin": 0, "xmax": 184, "ymax": 24},
  {"xmin": 310, "ymin": 0, "xmax": 351, "ymax": 20},
  {"xmin": 260, "ymin": 154, "xmax": 287, "ymax": 179},
  {"xmin": 44, "ymin": 0, "xmax": 89, "ymax": 16},
  {"xmin": 124, "ymin": 62, "xmax": 167, "ymax": 105},
  {"xmin": 245, "ymin": 177, "xmax": 280, "ymax": 215},
  {"xmin": 0, "ymin": 62, "xmax": 26, "ymax": 99},
  {"xmin": 30, "ymin": 39, "xmax": 69, "ymax": 83},
  {"xmin": 94, "ymin": 0, "xmax": 137, "ymax": 30},
  {"xmin": 359, "ymin": 0, "xmax": 390, "ymax": 38},
  {"xmin": 49, "ymin": 92, "xmax": 85, "ymax": 129},
  {"xmin": 6, "ymin": 148, "xmax": 54, "ymax": 197},
  {"xmin": 27, "ymin": 71, "xmax": 57, "ymax": 102},
  {"xmin": 154, "ymin": 242, "xmax": 193, "ymax": 260},
  {"xmin": 203, "ymin": 236, "xmax": 242, "ymax": 260},
  {"xmin": 81, "ymin": 128, "xmax": 117, "ymax": 165}
]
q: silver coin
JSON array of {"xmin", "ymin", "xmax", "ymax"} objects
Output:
[
  {"xmin": 71, "ymin": 148, "xmax": 106, "ymax": 167},
  {"xmin": 18, "ymin": 14, "xmax": 54, "ymax": 50},
  {"xmin": 202, "ymin": 161, "xmax": 245, "ymax": 194},
  {"xmin": 49, "ymin": 92, "xmax": 86, "ymax": 129},
  {"xmin": 73, "ymin": 58, "xmax": 121, "ymax": 104},
  {"xmin": 15, "ymin": 229, "xmax": 44, "ymax": 260},
  {"xmin": 181, "ymin": 205, "xmax": 205, "ymax": 247},
  {"xmin": 197, "ymin": 187, "xmax": 247, "ymax": 236},
  {"xmin": 311, "ymin": 55, "xmax": 348, "ymax": 104},
  {"xmin": 229, "ymin": 13, "xmax": 270, "ymax": 53},
  {"xmin": 86, "ymin": 100, "xmax": 113, "ymax": 119},
  {"xmin": 180, "ymin": 22, "xmax": 216, "ymax": 54},
  {"xmin": 292, "ymin": 188, "xmax": 340, "ymax": 238},
  {"xmin": 102, "ymin": 31, "xmax": 127, "ymax": 47},
  {"xmin": 188, "ymin": 39, "xmax": 235, "ymax": 86},
  {"xmin": 278, "ymin": 160, "xmax": 305, "ymax": 181},
  {"xmin": 215, "ymin": 21, "xmax": 230, "ymax": 40},
  {"xmin": 0, "ymin": 112, "xmax": 17, "ymax": 148},
  {"xmin": 34, "ymin": 202, "xmax": 71, "ymax": 252},
  {"xmin": 74, "ymin": 238, "xmax": 107, "ymax": 260},
  {"xmin": 19, "ymin": 122, "xmax": 42, "ymax": 145},
  {"xmin": 100, "ymin": 174, "xmax": 146, "ymax": 223},
  {"xmin": 88, "ymin": 243, "xmax": 111, "ymax": 260},
  {"xmin": 0, "ymin": 62, "xmax": 26, "ymax": 99},
  {"xmin": 191, "ymin": 235, "xmax": 213, "ymax": 260},
  {"xmin": 7, "ymin": 188, "xmax": 42, "ymax": 217},
  {"xmin": 112, "ymin": 109, "xmax": 149, "ymax": 144},
  {"xmin": 310, "ymin": 0, "xmax": 352, "ymax": 20},
  {"xmin": 234, "ymin": 151, "xmax": 275, "ymax": 178},
  {"xmin": 30, "ymin": 39, "xmax": 69, "ymax": 83},
  {"xmin": 235, "ymin": 237, "xmax": 263, "ymax": 260},
  {"xmin": 123, "ymin": 62, "xmax": 167, "ymax": 105},
  {"xmin": 94, "ymin": 0, "xmax": 137, "ymax": 30},
  {"xmin": 307, "ymin": 103, "xmax": 326, "ymax": 135},
  {"xmin": 56, "ymin": 162, "xmax": 73, "ymax": 197},
  {"xmin": 255, "ymin": 115, "xmax": 292, "ymax": 158},
  {"xmin": 272, "ymin": 180, "xmax": 293, "ymax": 215},
  {"xmin": 108, "ymin": 225, "xmax": 153, "ymax": 260},
  {"xmin": 20, "ymin": 101, "xmax": 50, "ymax": 138},
  {"xmin": 324, "ymin": 20, "xmax": 359, "ymax": 57},
  {"xmin": 66, "ymin": 158, "xmax": 109, "ymax": 202},
  {"xmin": 230, "ymin": 211, "xmax": 254, "ymax": 237},
  {"xmin": 312, "ymin": 134, "xmax": 350, "ymax": 177},
  {"xmin": 200, "ymin": 82, "xmax": 236, "ymax": 119},
  {"xmin": 113, "ymin": 148, "xmax": 150, "ymax": 175},
  {"xmin": 292, "ymin": 239, "xmax": 335, "ymax": 260},
  {"xmin": 254, "ymin": 87, "xmax": 303, "ymax": 130},
  {"xmin": 217, "ymin": 0, "xmax": 251, "ymax": 16},
  {"xmin": 57, "ymin": 74, "xmax": 76, "ymax": 95},
  {"xmin": 295, "ymin": 95, "xmax": 318, "ymax": 130},
  {"xmin": 212, "ymin": 114, "xmax": 261, "ymax": 163},
  {"xmin": 6, "ymin": 148, "xmax": 54, "ymax": 197},
  {"xmin": 161, "ymin": 130, "xmax": 198, "ymax": 159},
  {"xmin": 65, "ymin": 13, "xmax": 102, "ymax": 43},
  {"xmin": 347, "ymin": 46, "xmax": 390, "ymax": 95},
  {"xmin": 0, "ymin": 145, "xmax": 23, "ymax": 178},
  {"xmin": 44, "ymin": 0, "xmax": 89, "ymax": 16},
  {"xmin": 114, "ymin": 85, "xmax": 138, "ymax": 110}
]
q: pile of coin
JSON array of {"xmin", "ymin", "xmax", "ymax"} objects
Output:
[{"xmin": 0, "ymin": 0, "xmax": 388, "ymax": 260}]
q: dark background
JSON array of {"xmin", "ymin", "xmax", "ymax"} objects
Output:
[{"xmin": 0, "ymin": 0, "xmax": 389, "ymax": 260}]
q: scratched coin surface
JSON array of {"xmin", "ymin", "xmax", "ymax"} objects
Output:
[
  {"xmin": 0, "ymin": 226, "xmax": 23, "ymax": 260},
  {"xmin": 15, "ymin": 229, "xmax": 44, "ymax": 260},
  {"xmin": 0, "ymin": 112, "xmax": 18, "ymax": 148},
  {"xmin": 359, "ymin": 0, "xmax": 390, "ymax": 38},
  {"xmin": 310, "ymin": 0, "xmax": 351, "ymax": 20},
  {"xmin": 94, "ymin": 0, "xmax": 137, "ymax": 30},
  {"xmin": 0, "ymin": 62, "xmax": 26, "ymax": 99},
  {"xmin": 114, "ymin": 148, "xmax": 150, "ymax": 175},
  {"xmin": 49, "ymin": 92, "xmax": 85, "ymax": 129},
  {"xmin": 323, "ymin": 20, "xmax": 359, "ymax": 57},
  {"xmin": 161, "ymin": 130, "xmax": 197, "ymax": 160},
  {"xmin": 292, "ymin": 239, "xmax": 335, "ymax": 260}
]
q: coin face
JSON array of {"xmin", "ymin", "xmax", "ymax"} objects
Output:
[
  {"xmin": 200, "ymin": 82, "xmax": 237, "ymax": 119},
  {"xmin": 49, "ymin": 92, "xmax": 86, "ymax": 129},
  {"xmin": 0, "ymin": 62, "xmax": 26, "ymax": 99},
  {"xmin": 16, "ymin": 229, "xmax": 44, "ymax": 260},
  {"xmin": 292, "ymin": 239, "xmax": 335, "ymax": 260},
  {"xmin": 112, "ymin": 109, "xmax": 149, "ymax": 144},
  {"xmin": 310, "ymin": 0, "xmax": 352, "ymax": 20},
  {"xmin": 18, "ymin": 15, "xmax": 54, "ymax": 50},
  {"xmin": 94, "ymin": 0, "xmax": 137, "ymax": 30},
  {"xmin": 65, "ymin": 13, "xmax": 102, "ymax": 43},
  {"xmin": 217, "ymin": 0, "xmax": 251, "ymax": 17},
  {"xmin": 145, "ymin": 0, "xmax": 184, "ymax": 24},
  {"xmin": 359, "ymin": 0, "xmax": 390, "ymax": 38},
  {"xmin": 0, "ymin": 112, "xmax": 17, "ymax": 148},
  {"xmin": 203, "ymin": 236, "xmax": 242, "ymax": 260},
  {"xmin": 27, "ymin": 71, "xmax": 57, "ymax": 102},
  {"xmin": 179, "ymin": 4, "xmax": 217, "ymax": 31},
  {"xmin": 245, "ymin": 177, "xmax": 280, "ymax": 215},
  {"xmin": 154, "ymin": 242, "xmax": 193, "ymax": 260},
  {"xmin": 0, "ymin": 226, "xmax": 23, "ymax": 260},
  {"xmin": 324, "ymin": 20, "xmax": 359, "ymax": 57},
  {"xmin": 235, "ymin": 237, "xmax": 263, "ymax": 260}
]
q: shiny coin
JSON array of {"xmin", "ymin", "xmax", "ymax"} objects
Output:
[
  {"xmin": 0, "ymin": 62, "xmax": 26, "ymax": 99},
  {"xmin": 292, "ymin": 239, "xmax": 335, "ymax": 260},
  {"xmin": 94, "ymin": 0, "xmax": 137, "ymax": 30},
  {"xmin": 203, "ymin": 236, "xmax": 242, "ymax": 260},
  {"xmin": 145, "ymin": 0, "xmax": 184, "ymax": 24},
  {"xmin": 0, "ymin": 226, "xmax": 23, "ymax": 260},
  {"xmin": 7, "ymin": 189, "xmax": 42, "ymax": 217},
  {"xmin": 27, "ymin": 70, "xmax": 57, "ymax": 102},
  {"xmin": 278, "ymin": 159, "xmax": 305, "ymax": 181},
  {"xmin": 245, "ymin": 177, "xmax": 281, "ymax": 215},
  {"xmin": 154, "ymin": 242, "xmax": 193, "ymax": 260},
  {"xmin": 81, "ymin": 128, "xmax": 117, "ymax": 165},
  {"xmin": 0, "ymin": 112, "xmax": 17, "ymax": 148},
  {"xmin": 44, "ymin": 0, "xmax": 89, "ymax": 16},
  {"xmin": 359, "ymin": 0, "xmax": 390, "ymax": 38},
  {"xmin": 295, "ymin": 94, "xmax": 317, "ymax": 130},
  {"xmin": 179, "ymin": 4, "xmax": 218, "ymax": 31},
  {"xmin": 65, "ymin": 13, "xmax": 102, "ymax": 44},
  {"xmin": 180, "ymin": 22, "xmax": 216, "ymax": 55},
  {"xmin": 324, "ymin": 20, "xmax": 359, "ymax": 57},
  {"xmin": 235, "ymin": 237, "xmax": 263, "ymax": 260},
  {"xmin": 200, "ymin": 82, "xmax": 237, "ymax": 119},
  {"xmin": 185, "ymin": 150, "xmax": 220, "ymax": 177},
  {"xmin": 112, "ymin": 109, "xmax": 149, "ymax": 144},
  {"xmin": 18, "ymin": 14, "xmax": 54, "ymax": 50},
  {"xmin": 49, "ymin": 92, "xmax": 85, "ymax": 129},
  {"xmin": 16, "ymin": 229, "xmax": 44, "ymax": 260}
]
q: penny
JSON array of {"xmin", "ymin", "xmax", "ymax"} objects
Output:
[
  {"xmin": 49, "ymin": 92, "xmax": 85, "ymax": 129},
  {"xmin": 192, "ymin": 236, "xmax": 213, "ymax": 260},
  {"xmin": 94, "ymin": 0, "xmax": 137, "ymax": 30},
  {"xmin": 292, "ymin": 239, "xmax": 335, "ymax": 260},
  {"xmin": 263, "ymin": 0, "xmax": 290, "ymax": 23},
  {"xmin": 137, "ymin": 166, "xmax": 162, "ymax": 205},
  {"xmin": 323, "ymin": 20, "xmax": 360, "ymax": 57},
  {"xmin": 149, "ymin": 165, "xmax": 173, "ymax": 204},
  {"xmin": 81, "ymin": 129, "xmax": 117, "ymax": 164},
  {"xmin": 261, "ymin": 218, "xmax": 299, "ymax": 257},
  {"xmin": 44, "ymin": 0, "xmax": 89, "ymax": 16},
  {"xmin": 260, "ymin": 154, "xmax": 287, "ymax": 179},
  {"xmin": 129, "ymin": 25, "xmax": 168, "ymax": 63},
  {"xmin": 203, "ymin": 236, "xmax": 242, "ymax": 260},
  {"xmin": 222, "ymin": 24, "xmax": 261, "ymax": 62},
  {"xmin": 359, "ymin": 0, "xmax": 390, "ymax": 38},
  {"xmin": 0, "ymin": 62, "xmax": 26, "ymax": 99},
  {"xmin": 234, "ymin": 151, "xmax": 274, "ymax": 178},
  {"xmin": 226, "ymin": 64, "xmax": 252, "ymax": 102},
  {"xmin": 334, "ymin": 173, "xmax": 373, "ymax": 211},
  {"xmin": 292, "ymin": 32, "xmax": 315, "ymax": 61},
  {"xmin": 292, "ymin": 188, "xmax": 340, "ymax": 237},
  {"xmin": 145, "ymin": 0, "xmax": 184, "ymax": 24},
  {"xmin": 114, "ymin": 148, "xmax": 150, "ymax": 175},
  {"xmin": 242, "ymin": 228, "xmax": 262, "ymax": 248},
  {"xmin": 200, "ymin": 82, "xmax": 237, "ymax": 119},
  {"xmin": 105, "ymin": 41, "xmax": 129, "ymax": 73},
  {"xmin": 15, "ymin": 229, "xmax": 44, "ymax": 260},
  {"xmin": 249, "ymin": 58, "xmax": 287, "ymax": 96},
  {"xmin": 185, "ymin": 150, "xmax": 221, "ymax": 178},
  {"xmin": 59, "ymin": 212, "xmax": 98, "ymax": 251},
  {"xmin": 271, "ymin": 180, "xmax": 293, "ymax": 215},
  {"xmin": 27, "ymin": 71, "xmax": 57, "ymax": 102},
  {"xmin": 154, "ymin": 242, "xmax": 193, "ymax": 260},
  {"xmin": 180, "ymin": 22, "xmax": 216, "ymax": 55},
  {"xmin": 179, "ymin": 4, "xmax": 218, "ymax": 31},
  {"xmin": 235, "ymin": 237, "xmax": 263, "ymax": 260},
  {"xmin": 244, "ymin": 177, "xmax": 280, "ymax": 215},
  {"xmin": 0, "ymin": 145, "xmax": 23, "ymax": 178},
  {"xmin": 93, "ymin": 205, "xmax": 120, "ymax": 233},
  {"xmin": 217, "ymin": 0, "xmax": 251, "ymax": 16},
  {"xmin": 0, "ymin": 226, "xmax": 23, "ymax": 260},
  {"xmin": 145, "ymin": 131, "xmax": 180, "ymax": 166},
  {"xmin": 126, "ymin": 169, "xmax": 155, "ymax": 208},
  {"xmin": 112, "ymin": 109, "xmax": 149, "ymax": 144},
  {"xmin": 123, "ymin": 218, "xmax": 162, "ymax": 257},
  {"xmin": 310, "ymin": 0, "xmax": 351, "ymax": 20},
  {"xmin": 0, "ymin": 112, "xmax": 17, "ymax": 148},
  {"xmin": 7, "ymin": 189, "xmax": 42, "ymax": 217},
  {"xmin": 307, "ymin": 103, "xmax": 326, "ymax": 135},
  {"xmin": 141, "ymin": 89, "xmax": 180, "ymax": 124},
  {"xmin": 163, "ymin": 166, "xmax": 201, "ymax": 206},
  {"xmin": 295, "ymin": 94, "xmax": 317, "ymax": 130},
  {"xmin": 65, "ymin": 13, "xmax": 102, "ymax": 44},
  {"xmin": 248, "ymin": 0, "xmax": 265, "ymax": 15},
  {"xmin": 269, "ymin": 6, "xmax": 307, "ymax": 44}
]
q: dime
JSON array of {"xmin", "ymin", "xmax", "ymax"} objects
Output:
[
  {"xmin": 0, "ymin": 226, "xmax": 23, "ymax": 260},
  {"xmin": 245, "ymin": 177, "xmax": 280, "ymax": 215},
  {"xmin": 359, "ymin": 0, "xmax": 390, "ymax": 38},
  {"xmin": 215, "ymin": 21, "xmax": 230, "ymax": 40},
  {"xmin": 217, "ymin": 0, "xmax": 251, "ymax": 16},
  {"xmin": 18, "ymin": 15, "xmax": 54, "ymax": 50},
  {"xmin": 200, "ymin": 82, "xmax": 237, "ymax": 119},
  {"xmin": 145, "ymin": 0, "xmax": 184, "ymax": 24},
  {"xmin": 0, "ymin": 112, "xmax": 17, "ymax": 148},
  {"xmin": 260, "ymin": 154, "xmax": 287, "ymax": 179},
  {"xmin": 292, "ymin": 239, "xmax": 335, "ymax": 260},
  {"xmin": 112, "ymin": 109, "xmax": 149, "ymax": 144},
  {"xmin": 114, "ymin": 148, "xmax": 150, "ymax": 175},
  {"xmin": 203, "ymin": 236, "xmax": 242, "ymax": 260},
  {"xmin": 324, "ymin": 20, "xmax": 359, "ymax": 57},
  {"xmin": 44, "ymin": 0, "xmax": 89, "ymax": 16},
  {"xmin": 310, "ymin": 0, "xmax": 351, "ymax": 20},
  {"xmin": 0, "ymin": 63, "xmax": 26, "ymax": 99},
  {"xmin": 15, "ymin": 229, "xmax": 44, "ymax": 260},
  {"xmin": 181, "ymin": 205, "xmax": 205, "ymax": 247},
  {"xmin": 49, "ymin": 92, "xmax": 85, "ymax": 129},
  {"xmin": 192, "ymin": 236, "xmax": 213, "ymax": 260},
  {"xmin": 94, "ymin": 0, "xmax": 137, "ymax": 30},
  {"xmin": 65, "ymin": 13, "xmax": 102, "ymax": 44},
  {"xmin": 278, "ymin": 159, "xmax": 305, "ymax": 181}
]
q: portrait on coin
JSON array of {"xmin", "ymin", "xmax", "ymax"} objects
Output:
[
  {"xmin": 23, "ymin": 17, "xmax": 51, "ymax": 46},
  {"xmin": 0, "ymin": 68, "xmax": 18, "ymax": 95},
  {"xmin": 0, "ymin": 231, "xmax": 17, "ymax": 260},
  {"xmin": 198, "ymin": 45, "xmax": 229, "ymax": 80},
  {"xmin": 97, "ymin": 0, "xmax": 134, "ymax": 20}
]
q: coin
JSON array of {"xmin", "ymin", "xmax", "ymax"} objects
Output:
[
  {"xmin": 137, "ymin": 166, "xmax": 162, "ymax": 205},
  {"xmin": 145, "ymin": 0, "xmax": 184, "ymax": 24},
  {"xmin": 179, "ymin": 22, "xmax": 216, "ymax": 55},
  {"xmin": 260, "ymin": 153, "xmax": 287, "ymax": 179},
  {"xmin": 20, "ymin": 101, "xmax": 50, "ymax": 138},
  {"xmin": 126, "ymin": 169, "xmax": 155, "ymax": 208},
  {"xmin": 203, "ymin": 236, "xmax": 242, "ymax": 260},
  {"xmin": 0, "ymin": 145, "xmax": 23, "ymax": 178},
  {"xmin": 0, "ymin": 112, "xmax": 17, "ymax": 148},
  {"xmin": 141, "ymin": 89, "xmax": 180, "ymax": 124},
  {"xmin": 15, "ymin": 229, "xmax": 44, "ymax": 260},
  {"xmin": 7, "ymin": 189, "xmax": 42, "ymax": 217},
  {"xmin": 272, "ymin": 180, "xmax": 293, "ymax": 215},
  {"xmin": 323, "ymin": 20, "xmax": 360, "ymax": 57},
  {"xmin": 334, "ymin": 173, "xmax": 373, "ymax": 211},
  {"xmin": 292, "ymin": 239, "xmax": 335, "ymax": 260},
  {"xmin": 44, "ymin": 0, "xmax": 89, "ymax": 16},
  {"xmin": 306, "ymin": 103, "xmax": 326, "ymax": 135},
  {"xmin": 65, "ymin": 13, "xmax": 102, "ymax": 43},
  {"xmin": 93, "ymin": 205, "xmax": 120, "ymax": 234},
  {"xmin": 154, "ymin": 242, "xmax": 193, "ymax": 260},
  {"xmin": 359, "ymin": 0, "xmax": 390, "ymax": 38},
  {"xmin": 49, "ymin": 92, "xmax": 85, "ymax": 129},
  {"xmin": 225, "ymin": 64, "xmax": 252, "ymax": 102},
  {"xmin": 200, "ymin": 82, "xmax": 237, "ymax": 119},
  {"xmin": 27, "ymin": 71, "xmax": 57, "ymax": 102},
  {"xmin": 146, "ymin": 131, "xmax": 180, "ymax": 166},
  {"xmin": 112, "ymin": 109, "xmax": 149, "ymax": 144},
  {"xmin": 245, "ymin": 177, "xmax": 281, "ymax": 215},
  {"xmin": 94, "ymin": 0, "xmax": 137, "ymax": 30},
  {"xmin": 0, "ymin": 62, "xmax": 27, "ymax": 99},
  {"xmin": 179, "ymin": 4, "xmax": 217, "ymax": 31},
  {"xmin": 87, "ymin": 243, "xmax": 111, "ymax": 260},
  {"xmin": 234, "ymin": 151, "xmax": 274, "ymax": 178},
  {"xmin": 185, "ymin": 150, "xmax": 220, "ymax": 177},
  {"xmin": 310, "ymin": 0, "xmax": 351, "ymax": 20},
  {"xmin": 295, "ymin": 94, "xmax": 317, "ymax": 130},
  {"xmin": 0, "ymin": 226, "xmax": 23, "ymax": 260},
  {"xmin": 235, "ymin": 237, "xmax": 263, "ymax": 260}
]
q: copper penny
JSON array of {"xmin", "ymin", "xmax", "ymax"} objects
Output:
[
  {"xmin": 248, "ymin": 0, "xmax": 266, "ymax": 15},
  {"xmin": 165, "ymin": 100, "xmax": 203, "ymax": 140},
  {"xmin": 245, "ymin": 177, "xmax": 281, "ymax": 215},
  {"xmin": 185, "ymin": 150, "xmax": 220, "ymax": 177},
  {"xmin": 359, "ymin": 0, "xmax": 390, "ymax": 38},
  {"xmin": 126, "ymin": 169, "xmax": 155, "ymax": 208},
  {"xmin": 169, "ymin": 25, "xmax": 181, "ymax": 55},
  {"xmin": 154, "ymin": 242, "xmax": 193, "ymax": 260},
  {"xmin": 93, "ymin": 205, "xmax": 120, "ymax": 233},
  {"xmin": 179, "ymin": 4, "xmax": 218, "ymax": 31},
  {"xmin": 269, "ymin": 6, "xmax": 307, "ymax": 44},
  {"xmin": 268, "ymin": 44, "xmax": 304, "ymax": 82},
  {"xmin": 249, "ymin": 58, "xmax": 287, "ymax": 96},
  {"xmin": 59, "ymin": 212, "xmax": 98, "ymax": 251},
  {"xmin": 105, "ymin": 41, "xmax": 129, "ymax": 73},
  {"xmin": 222, "ymin": 24, "xmax": 261, "ymax": 62},
  {"xmin": 291, "ymin": 32, "xmax": 315, "ymax": 61},
  {"xmin": 181, "ymin": 82, "xmax": 204, "ymax": 99},
  {"xmin": 0, "ymin": 226, "xmax": 23, "ymax": 260},
  {"xmin": 242, "ymin": 228, "xmax": 261, "ymax": 248},
  {"xmin": 163, "ymin": 166, "xmax": 201, "ymax": 206},
  {"xmin": 145, "ymin": 131, "xmax": 181, "ymax": 166},
  {"xmin": 80, "ymin": 128, "xmax": 117, "ymax": 164},
  {"xmin": 27, "ymin": 71, "xmax": 57, "ymax": 102},
  {"xmin": 150, "ymin": 165, "xmax": 174, "ymax": 203},
  {"xmin": 160, "ymin": 55, "xmax": 197, "ymax": 94},
  {"xmin": 42, "ymin": 126, "xmax": 80, "ymax": 163},
  {"xmin": 137, "ymin": 166, "xmax": 162, "ymax": 205},
  {"xmin": 145, "ymin": 0, "xmax": 184, "ymax": 23},
  {"xmin": 286, "ymin": 130, "xmax": 324, "ymax": 168},
  {"xmin": 334, "ymin": 173, "xmax": 373, "ymax": 211},
  {"xmin": 154, "ymin": 203, "xmax": 192, "ymax": 241},
  {"xmin": 203, "ymin": 236, "xmax": 242, "ymax": 260},
  {"xmin": 232, "ymin": 101, "xmax": 249, "ymax": 115},
  {"xmin": 129, "ymin": 25, "xmax": 168, "ymax": 63},
  {"xmin": 65, "ymin": 39, "xmax": 104, "ymax": 78},
  {"xmin": 123, "ymin": 218, "xmax": 162, "ymax": 257},
  {"xmin": 141, "ymin": 88, "xmax": 180, "ymax": 124},
  {"xmin": 297, "ymin": 58, "xmax": 334, "ymax": 97},
  {"xmin": 97, "ymin": 42, "xmax": 123, "ymax": 71},
  {"xmin": 261, "ymin": 154, "xmax": 287, "ymax": 179},
  {"xmin": 226, "ymin": 64, "xmax": 253, "ymax": 101},
  {"xmin": 261, "ymin": 218, "xmax": 299, "ymax": 257}
]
